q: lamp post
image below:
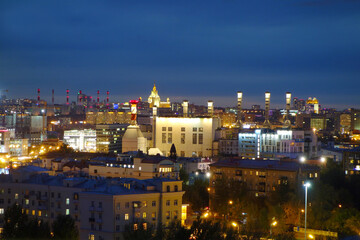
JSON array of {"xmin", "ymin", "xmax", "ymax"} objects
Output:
[{"xmin": 304, "ymin": 182, "xmax": 311, "ymax": 240}]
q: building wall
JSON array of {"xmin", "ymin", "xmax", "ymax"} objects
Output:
[
  {"xmin": 155, "ymin": 117, "xmax": 220, "ymax": 157},
  {"xmin": 63, "ymin": 129, "xmax": 96, "ymax": 152},
  {"xmin": 96, "ymin": 124, "xmax": 128, "ymax": 154}
]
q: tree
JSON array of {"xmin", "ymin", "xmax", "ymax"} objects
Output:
[
  {"xmin": 52, "ymin": 215, "xmax": 78, "ymax": 240},
  {"xmin": 123, "ymin": 220, "xmax": 153, "ymax": 240},
  {"xmin": 169, "ymin": 144, "xmax": 177, "ymax": 160},
  {"xmin": 183, "ymin": 178, "xmax": 209, "ymax": 212},
  {"xmin": 2, "ymin": 204, "xmax": 51, "ymax": 239},
  {"xmin": 2, "ymin": 204, "xmax": 29, "ymax": 239}
]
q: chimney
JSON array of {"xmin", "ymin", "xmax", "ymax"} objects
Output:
[
  {"xmin": 66, "ymin": 89, "xmax": 69, "ymax": 105},
  {"xmin": 207, "ymin": 100, "xmax": 214, "ymax": 117},
  {"xmin": 183, "ymin": 100, "xmax": 188, "ymax": 117},
  {"xmin": 284, "ymin": 92, "xmax": 291, "ymax": 127},
  {"xmin": 52, "ymin": 89, "xmax": 54, "ymax": 104},
  {"xmin": 264, "ymin": 91, "xmax": 271, "ymax": 127},
  {"xmin": 237, "ymin": 91, "xmax": 243, "ymax": 126}
]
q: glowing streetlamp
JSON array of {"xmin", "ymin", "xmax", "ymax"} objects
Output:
[
  {"xmin": 300, "ymin": 156, "xmax": 306, "ymax": 163},
  {"xmin": 304, "ymin": 182, "xmax": 311, "ymax": 240},
  {"xmin": 270, "ymin": 218, "xmax": 277, "ymax": 237},
  {"xmin": 320, "ymin": 157, "xmax": 326, "ymax": 163}
]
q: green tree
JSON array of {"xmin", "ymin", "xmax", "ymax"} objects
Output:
[
  {"xmin": 183, "ymin": 178, "xmax": 209, "ymax": 212},
  {"xmin": 123, "ymin": 221, "xmax": 153, "ymax": 240},
  {"xmin": 2, "ymin": 204, "xmax": 29, "ymax": 239},
  {"xmin": 52, "ymin": 215, "xmax": 78, "ymax": 240}
]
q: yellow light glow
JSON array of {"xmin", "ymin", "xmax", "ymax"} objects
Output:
[
  {"xmin": 229, "ymin": 200, "xmax": 233, "ymax": 205},
  {"xmin": 309, "ymin": 234, "xmax": 314, "ymax": 239},
  {"xmin": 272, "ymin": 221, "xmax": 277, "ymax": 226},
  {"xmin": 232, "ymin": 222, "xmax": 237, "ymax": 227},
  {"xmin": 204, "ymin": 213, "xmax": 209, "ymax": 218}
]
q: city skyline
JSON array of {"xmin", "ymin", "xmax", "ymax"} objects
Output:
[{"xmin": 1, "ymin": 0, "xmax": 360, "ymax": 108}]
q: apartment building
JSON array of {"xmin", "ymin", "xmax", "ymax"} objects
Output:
[
  {"xmin": 0, "ymin": 166, "xmax": 183, "ymax": 240},
  {"xmin": 238, "ymin": 129, "xmax": 308, "ymax": 159},
  {"xmin": 89, "ymin": 155, "xmax": 180, "ymax": 180},
  {"xmin": 209, "ymin": 159, "xmax": 320, "ymax": 198}
]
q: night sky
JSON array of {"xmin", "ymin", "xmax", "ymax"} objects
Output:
[{"xmin": 1, "ymin": 0, "xmax": 360, "ymax": 109}]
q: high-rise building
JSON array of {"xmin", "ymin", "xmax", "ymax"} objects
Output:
[{"xmin": 96, "ymin": 124, "xmax": 129, "ymax": 154}]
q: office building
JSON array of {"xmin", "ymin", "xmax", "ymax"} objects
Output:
[
  {"xmin": 96, "ymin": 124, "xmax": 129, "ymax": 154},
  {"xmin": 63, "ymin": 129, "xmax": 96, "ymax": 152}
]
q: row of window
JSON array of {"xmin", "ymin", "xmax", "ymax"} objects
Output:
[
  {"xmin": 162, "ymin": 127, "xmax": 204, "ymax": 132},
  {"xmin": 161, "ymin": 133, "xmax": 204, "ymax": 144}
]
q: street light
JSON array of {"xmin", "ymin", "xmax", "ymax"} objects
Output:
[
  {"xmin": 300, "ymin": 156, "xmax": 306, "ymax": 163},
  {"xmin": 320, "ymin": 157, "xmax": 326, "ymax": 163},
  {"xmin": 270, "ymin": 219, "xmax": 277, "ymax": 237},
  {"xmin": 304, "ymin": 182, "xmax": 311, "ymax": 240}
]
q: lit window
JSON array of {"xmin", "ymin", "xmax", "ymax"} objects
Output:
[
  {"xmin": 125, "ymin": 213, "xmax": 129, "ymax": 220},
  {"xmin": 0, "ymin": 208, "xmax": 4, "ymax": 214},
  {"xmin": 66, "ymin": 198, "xmax": 70, "ymax": 205},
  {"xmin": 143, "ymin": 212, "xmax": 146, "ymax": 219},
  {"xmin": 66, "ymin": 209, "xmax": 70, "ymax": 215},
  {"xmin": 38, "ymin": 210, "xmax": 42, "ymax": 217},
  {"xmin": 89, "ymin": 234, "xmax": 95, "ymax": 240},
  {"xmin": 32, "ymin": 210, "xmax": 35, "ymax": 216},
  {"xmin": 15, "ymin": 193, "xmax": 18, "ymax": 199}
]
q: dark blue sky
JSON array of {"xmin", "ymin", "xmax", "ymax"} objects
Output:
[{"xmin": 1, "ymin": 0, "xmax": 360, "ymax": 109}]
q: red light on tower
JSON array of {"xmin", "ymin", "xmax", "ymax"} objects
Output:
[
  {"xmin": 106, "ymin": 91, "xmax": 109, "ymax": 103},
  {"xmin": 37, "ymin": 88, "xmax": 40, "ymax": 102},
  {"xmin": 97, "ymin": 90, "xmax": 100, "ymax": 103}
]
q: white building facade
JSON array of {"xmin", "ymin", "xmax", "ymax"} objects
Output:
[
  {"xmin": 155, "ymin": 117, "xmax": 221, "ymax": 157},
  {"xmin": 63, "ymin": 129, "xmax": 96, "ymax": 152},
  {"xmin": 238, "ymin": 129, "xmax": 306, "ymax": 159}
]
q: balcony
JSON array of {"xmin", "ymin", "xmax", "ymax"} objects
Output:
[{"xmin": 89, "ymin": 206, "xmax": 95, "ymax": 211}]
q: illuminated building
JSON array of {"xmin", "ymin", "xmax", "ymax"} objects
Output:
[
  {"xmin": 96, "ymin": 124, "xmax": 129, "ymax": 154},
  {"xmin": 86, "ymin": 111, "xmax": 131, "ymax": 125},
  {"xmin": 351, "ymin": 109, "xmax": 360, "ymax": 132},
  {"xmin": 9, "ymin": 139, "xmax": 28, "ymax": 156},
  {"xmin": 209, "ymin": 159, "xmax": 320, "ymax": 198},
  {"xmin": 63, "ymin": 129, "xmax": 96, "ymax": 152},
  {"xmin": 155, "ymin": 116, "xmax": 221, "ymax": 157},
  {"xmin": 147, "ymin": 83, "xmax": 171, "ymax": 108},
  {"xmin": 238, "ymin": 129, "xmax": 307, "ymax": 159},
  {"xmin": 306, "ymin": 97, "xmax": 320, "ymax": 114},
  {"xmin": 89, "ymin": 155, "xmax": 179, "ymax": 179},
  {"xmin": 0, "ymin": 128, "xmax": 10, "ymax": 154},
  {"xmin": 0, "ymin": 167, "xmax": 184, "ymax": 240}
]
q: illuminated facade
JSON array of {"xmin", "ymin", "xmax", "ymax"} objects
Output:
[
  {"xmin": 155, "ymin": 117, "xmax": 221, "ymax": 157},
  {"xmin": 96, "ymin": 124, "xmax": 129, "ymax": 154},
  {"xmin": 0, "ymin": 128, "xmax": 10, "ymax": 154},
  {"xmin": 306, "ymin": 97, "xmax": 320, "ymax": 114},
  {"xmin": 147, "ymin": 83, "xmax": 170, "ymax": 108},
  {"xmin": 238, "ymin": 129, "xmax": 306, "ymax": 159},
  {"xmin": 9, "ymin": 139, "xmax": 28, "ymax": 156},
  {"xmin": 89, "ymin": 155, "xmax": 180, "ymax": 179},
  {"xmin": 63, "ymin": 129, "xmax": 96, "ymax": 152}
]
